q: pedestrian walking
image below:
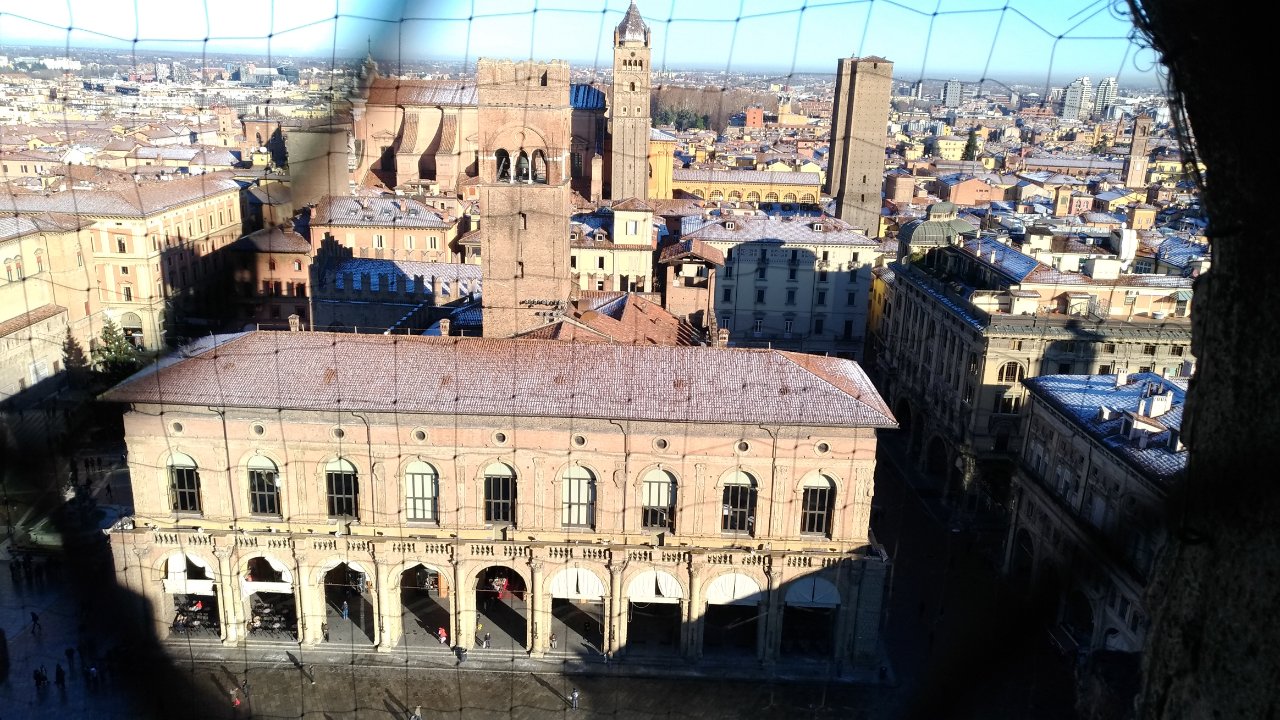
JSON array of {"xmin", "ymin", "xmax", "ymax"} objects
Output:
[
  {"xmin": 570, "ymin": 688, "xmax": 580, "ymax": 710},
  {"xmin": 549, "ymin": 633, "xmax": 557, "ymax": 650},
  {"xmin": 30, "ymin": 612, "xmax": 41, "ymax": 635},
  {"xmin": 55, "ymin": 664, "xmax": 65, "ymax": 687},
  {"xmin": 437, "ymin": 627, "xmax": 448, "ymax": 645},
  {"xmin": 411, "ymin": 704, "xmax": 424, "ymax": 720},
  {"xmin": 341, "ymin": 600, "xmax": 349, "ymax": 620},
  {"xmin": 483, "ymin": 632, "xmax": 491, "ymax": 649},
  {"xmin": 240, "ymin": 678, "xmax": 250, "ymax": 698},
  {"xmin": 308, "ymin": 664, "xmax": 316, "ymax": 685}
]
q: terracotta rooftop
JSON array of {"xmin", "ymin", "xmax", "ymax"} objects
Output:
[
  {"xmin": 102, "ymin": 331, "xmax": 896, "ymax": 428},
  {"xmin": 1, "ymin": 173, "xmax": 241, "ymax": 217},
  {"xmin": 519, "ymin": 293, "xmax": 699, "ymax": 346},
  {"xmin": 0, "ymin": 304, "xmax": 65, "ymax": 338}
]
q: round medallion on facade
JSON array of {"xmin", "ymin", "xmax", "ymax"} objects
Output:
[
  {"xmin": 493, "ymin": 431, "xmax": 509, "ymax": 446},
  {"xmin": 572, "ymin": 434, "xmax": 587, "ymax": 447},
  {"xmin": 332, "ymin": 427, "xmax": 346, "ymax": 440},
  {"xmin": 815, "ymin": 441, "xmax": 830, "ymax": 455},
  {"xmin": 653, "ymin": 437, "xmax": 669, "ymax": 451},
  {"xmin": 736, "ymin": 440, "xmax": 751, "ymax": 453},
  {"xmin": 251, "ymin": 422, "xmax": 265, "ymax": 436},
  {"xmin": 412, "ymin": 428, "xmax": 428, "ymax": 443}
]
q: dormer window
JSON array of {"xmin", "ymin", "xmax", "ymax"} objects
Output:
[
  {"xmin": 813, "ymin": 222, "xmax": 824, "ymax": 231},
  {"xmin": 724, "ymin": 221, "xmax": 736, "ymax": 230}
]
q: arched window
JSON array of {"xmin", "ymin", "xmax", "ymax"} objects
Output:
[
  {"xmin": 708, "ymin": 190, "xmax": 724, "ymax": 201},
  {"xmin": 247, "ymin": 456, "xmax": 280, "ymax": 516},
  {"xmin": 998, "ymin": 361, "xmax": 1025, "ymax": 383},
  {"xmin": 765, "ymin": 192, "xmax": 779, "ymax": 202},
  {"xmin": 495, "ymin": 149, "xmax": 511, "ymax": 182},
  {"xmin": 325, "ymin": 458, "xmax": 358, "ymax": 519},
  {"xmin": 562, "ymin": 466, "xmax": 597, "ymax": 528},
  {"xmin": 800, "ymin": 193, "xmax": 816, "ymax": 203},
  {"xmin": 728, "ymin": 191, "xmax": 742, "ymax": 201},
  {"xmin": 405, "ymin": 460, "xmax": 439, "ymax": 522},
  {"xmin": 641, "ymin": 469, "xmax": 676, "ymax": 531},
  {"xmin": 722, "ymin": 471, "xmax": 758, "ymax": 535},
  {"xmin": 800, "ymin": 475, "xmax": 836, "ymax": 537},
  {"xmin": 169, "ymin": 452, "xmax": 202, "ymax": 514},
  {"xmin": 483, "ymin": 463, "xmax": 517, "ymax": 525},
  {"xmin": 515, "ymin": 151, "xmax": 530, "ymax": 182},
  {"xmin": 782, "ymin": 193, "xmax": 797, "ymax": 203},
  {"xmin": 746, "ymin": 191, "xmax": 761, "ymax": 202},
  {"xmin": 531, "ymin": 150, "xmax": 548, "ymax": 184},
  {"xmin": 14, "ymin": 258, "xmax": 23, "ymax": 279}
]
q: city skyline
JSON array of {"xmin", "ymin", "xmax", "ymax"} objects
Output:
[{"xmin": 0, "ymin": 0, "xmax": 1160, "ymax": 85}]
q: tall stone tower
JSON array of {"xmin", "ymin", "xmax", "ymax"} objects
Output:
[
  {"xmin": 1124, "ymin": 114, "xmax": 1152, "ymax": 189},
  {"xmin": 827, "ymin": 56, "xmax": 894, "ymax": 236},
  {"xmin": 476, "ymin": 59, "xmax": 573, "ymax": 338},
  {"xmin": 610, "ymin": 2, "xmax": 652, "ymax": 200}
]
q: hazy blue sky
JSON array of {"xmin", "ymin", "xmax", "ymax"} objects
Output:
[{"xmin": 0, "ymin": 0, "xmax": 1160, "ymax": 85}]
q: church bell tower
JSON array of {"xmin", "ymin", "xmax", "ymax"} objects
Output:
[{"xmin": 610, "ymin": 2, "xmax": 652, "ymax": 201}]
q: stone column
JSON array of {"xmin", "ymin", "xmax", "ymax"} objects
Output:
[
  {"xmin": 527, "ymin": 560, "xmax": 545, "ymax": 656},
  {"xmin": 762, "ymin": 566, "xmax": 782, "ymax": 663},
  {"xmin": 378, "ymin": 564, "xmax": 402, "ymax": 651},
  {"xmin": 606, "ymin": 563, "xmax": 624, "ymax": 656},
  {"xmin": 214, "ymin": 546, "xmax": 238, "ymax": 644},
  {"xmin": 298, "ymin": 564, "xmax": 327, "ymax": 645},
  {"xmin": 686, "ymin": 564, "xmax": 704, "ymax": 659},
  {"xmin": 454, "ymin": 560, "xmax": 474, "ymax": 650}
]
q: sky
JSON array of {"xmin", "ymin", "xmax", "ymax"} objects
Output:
[{"xmin": 0, "ymin": 0, "xmax": 1161, "ymax": 86}]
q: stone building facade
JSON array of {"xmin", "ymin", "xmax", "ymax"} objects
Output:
[
  {"xmin": 1005, "ymin": 373, "xmax": 1184, "ymax": 655},
  {"xmin": 867, "ymin": 236, "xmax": 1194, "ymax": 510},
  {"xmin": 104, "ymin": 331, "xmax": 894, "ymax": 670}
]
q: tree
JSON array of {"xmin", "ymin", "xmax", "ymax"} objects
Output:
[
  {"xmin": 62, "ymin": 328, "xmax": 91, "ymax": 387},
  {"xmin": 91, "ymin": 318, "xmax": 141, "ymax": 380},
  {"xmin": 962, "ymin": 128, "xmax": 980, "ymax": 161}
]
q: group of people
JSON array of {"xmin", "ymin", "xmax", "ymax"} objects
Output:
[{"xmin": 32, "ymin": 664, "xmax": 64, "ymax": 689}]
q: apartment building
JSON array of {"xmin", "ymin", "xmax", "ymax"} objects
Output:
[
  {"xmin": 1006, "ymin": 372, "xmax": 1184, "ymax": 654},
  {"xmin": 867, "ymin": 234, "xmax": 1193, "ymax": 508},
  {"xmin": 686, "ymin": 215, "xmax": 883, "ymax": 358},
  {"xmin": 309, "ymin": 195, "xmax": 459, "ymax": 263},
  {"xmin": 6, "ymin": 173, "xmax": 244, "ymax": 350}
]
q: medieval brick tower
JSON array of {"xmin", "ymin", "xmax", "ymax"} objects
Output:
[
  {"xmin": 610, "ymin": 2, "xmax": 651, "ymax": 201},
  {"xmin": 477, "ymin": 59, "xmax": 574, "ymax": 338},
  {"xmin": 1124, "ymin": 114, "xmax": 1152, "ymax": 189}
]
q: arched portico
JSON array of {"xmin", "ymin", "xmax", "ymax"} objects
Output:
[
  {"xmin": 622, "ymin": 568, "xmax": 685, "ymax": 657},
  {"xmin": 317, "ymin": 560, "xmax": 377, "ymax": 646},
  {"xmin": 547, "ymin": 566, "xmax": 608, "ymax": 657},
  {"xmin": 474, "ymin": 564, "xmax": 529, "ymax": 652},
  {"xmin": 160, "ymin": 551, "xmax": 223, "ymax": 641},
  {"xmin": 242, "ymin": 554, "xmax": 298, "ymax": 641}
]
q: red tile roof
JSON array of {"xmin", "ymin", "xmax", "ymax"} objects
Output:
[{"xmin": 102, "ymin": 331, "xmax": 895, "ymax": 428}]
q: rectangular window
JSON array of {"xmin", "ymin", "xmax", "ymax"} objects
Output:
[
  {"xmin": 786, "ymin": 289, "xmax": 796, "ymax": 305},
  {"xmin": 116, "ymin": 237, "xmax": 127, "ymax": 253},
  {"xmin": 248, "ymin": 469, "xmax": 280, "ymax": 515},
  {"xmin": 817, "ymin": 291, "xmax": 827, "ymax": 306},
  {"xmin": 1143, "ymin": 344, "xmax": 1157, "ymax": 356},
  {"xmin": 326, "ymin": 470, "xmax": 359, "ymax": 518},
  {"xmin": 121, "ymin": 265, "xmax": 129, "ymax": 275},
  {"xmin": 721, "ymin": 484, "xmax": 757, "ymax": 534},
  {"xmin": 1171, "ymin": 345, "xmax": 1184, "ymax": 357},
  {"xmin": 784, "ymin": 319, "xmax": 794, "ymax": 333},
  {"xmin": 788, "ymin": 268, "xmax": 797, "ymax": 281},
  {"xmin": 571, "ymin": 255, "xmax": 578, "ymax": 269},
  {"xmin": 170, "ymin": 466, "xmax": 201, "ymax": 513},
  {"xmin": 818, "ymin": 270, "xmax": 828, "ymax": 282},
  {"xmin": 722, "ymin": 287, "xmax": 732, "ymax": 302},
  {"xmin": 1104, "ymin": 343, "xmax": 1117, "ymax": 354},
  {"xmin": 484, "ymin": 474, "xmax": 515, "ymax": 524},
  {"xmin": 847, "ymin": 292, "xmax": 856, "ymax": 305},
  {"xmin": 1057, "ymin": 363, "xmax": 1072, "ymax": 374},
  {"xmin": 1099, "ymin": 364, "xmax": 1113, "ymax": 375},
  {"xmin": 996, "ymin": 395, "xmax": 1021, "ymax": 414},
  {"xmin": 406, "ymin": 235, "xmax": 415, "ymax": 250},
  {"xmin": 800, "ymin": 486, "xmax": 833, "ymax": 536},
  {"xmin": 720, "ymin": 314, "xmax": 732, "ymax": 331},
  {"xmin": 753, "ymin": 319, "xmax": 764, "ymax": 333},
  {"xmin": 373, "ymin": 234, "xmax": 385, "ymax": 249},
  {"xmin": 406, "ymin": 471, "xmax": 438, "ymax": 522},
  {"xmin": 814, "ymin": 316, "xmax": 825, "ymax": 334},
  {"xmin": 641, "ymin": 473, "xmax": 675, "ymax": 531},
  {"xmin": 627, "ymin": 220, "xmax": 638, "ymax": 235},
  {"xmin": 122, "ymin": 286, "xmax": 132, "ymax": 301},
  {"xmin": 561, "ymin": 472, "xmax": 595, "ymax": 528},
  {"xmin": 597, "ymin": 257, "xmax": 605, "ymax": 270},
  {"xmin": 430, "ymin": 236, "xmax": 438, "ymax": 250},
  {"xmin": 757, "ymin": 266, "xmax": 767, "ymax": 280},
  {"xmin": 755, "ymin": 289, "xmax": 766, "ymax": 304}
]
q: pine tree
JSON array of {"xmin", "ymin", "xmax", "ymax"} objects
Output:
[
  {"xmin": 91, "ymin": 318, "xmax": 141, "ymax": 380},
  {"xmin": 62, "ymin": 328, "xmax": 91, "ymax": 386},
  {"xmin": 962, "ymin": 129, "xmax": 980, "ymax": 161}
]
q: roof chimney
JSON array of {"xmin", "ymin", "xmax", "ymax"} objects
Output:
[
  {"xmin": 1168, "ymin": 427, "xmax": 1184, "ymax": 452},
  {"xmin": 438, "ymin": 318, "xmax": 451, "ymax": 336},
  {"xmin": 1115, "ymin": 371, "xmax": 1129, "ymax": 387}
]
